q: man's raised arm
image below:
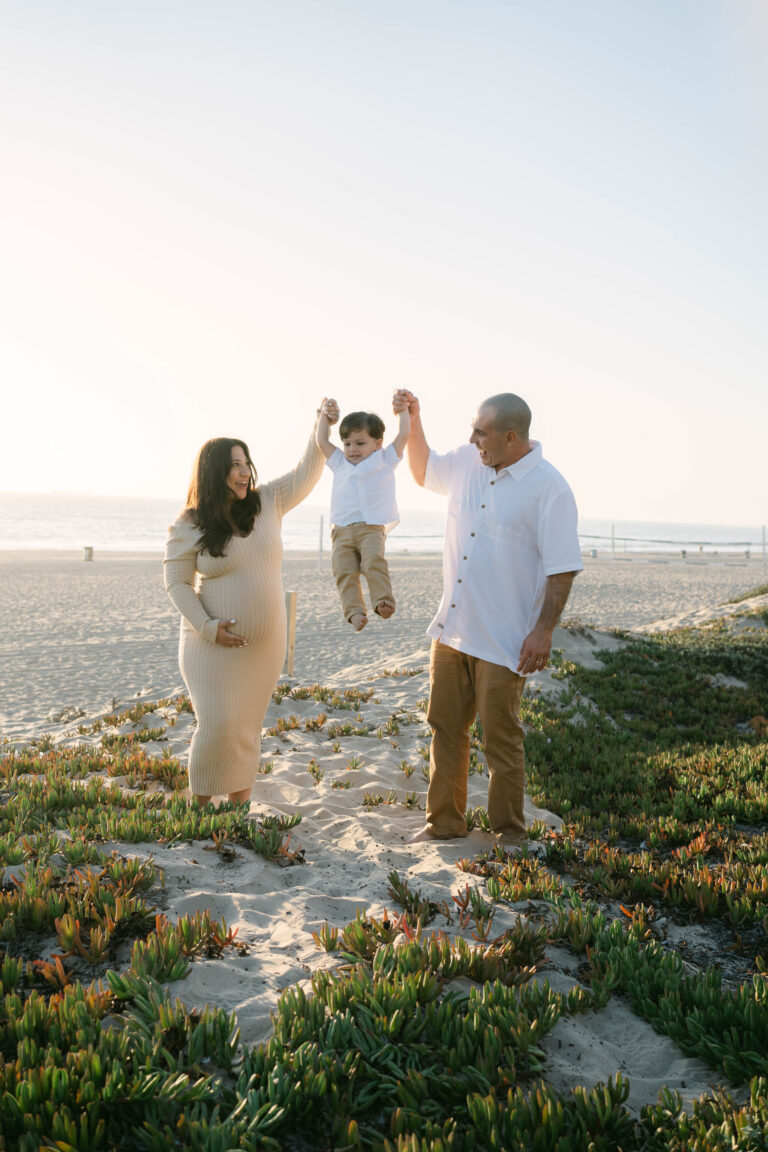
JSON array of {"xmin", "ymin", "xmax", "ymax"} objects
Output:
[{"xmin": 394, "ymin": 390, "xmax": 429, "ymax": 486}]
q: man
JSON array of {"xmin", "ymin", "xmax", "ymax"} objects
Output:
[{"xmin": 396, "ymin": 389, "xmax": 582, "ymax": 843}]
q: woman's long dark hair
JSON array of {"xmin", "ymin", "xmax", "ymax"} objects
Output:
[{"xmin": 185, "ymin": 438, "xmax": 261, "ymax": 557}]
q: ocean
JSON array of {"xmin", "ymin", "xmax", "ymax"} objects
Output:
[{"xmin": 0, "ymin": 492, "xmax": 765, "ymax": 557}]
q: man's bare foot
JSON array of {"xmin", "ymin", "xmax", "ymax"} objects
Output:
[
  {"xmin": 407, "ymin": 825, "xmax": 434, "ymax": 843},
  {"xmin": 376, "ymin": 599, "xmax": 395, "ymax": 619},
  {"xmin": 349, "ymin": 612, "xmax": 368, "ymax": 631}
]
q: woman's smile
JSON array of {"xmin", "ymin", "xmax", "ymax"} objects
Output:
[{"xmin": 227, "ymin": 447, "xmax": 254, "ymax": 499}]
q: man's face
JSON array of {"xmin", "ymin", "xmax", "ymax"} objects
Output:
[
  {"xmin": 469, "ymin": 405, "xmax": 514, "ymax": 470},
  {"xmin": 342, "ymin": 428, "xmax": 383, "ymax": 465}
]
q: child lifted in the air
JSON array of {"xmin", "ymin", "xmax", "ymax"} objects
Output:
[{"xmin": 316, "ymin": 395, "xmax": 410, "ymax": 631}]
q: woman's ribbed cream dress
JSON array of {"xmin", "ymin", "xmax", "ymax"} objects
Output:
[{"xmin": 163, "ymin": 434, "xmax": 323, "ymax": 796}]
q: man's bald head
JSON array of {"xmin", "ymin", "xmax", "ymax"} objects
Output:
[
  {"xmin": 481, "ymin": 393, "xmax": 532, "ymax": 440},
  {"xmin": 470, "ymin": 393, "xmax": 534, "ymax": 471}
]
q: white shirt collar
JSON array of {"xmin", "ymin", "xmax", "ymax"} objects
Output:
[{"xmin": 493, "ymin": 440, "xmax": 542, "ymax": 481}]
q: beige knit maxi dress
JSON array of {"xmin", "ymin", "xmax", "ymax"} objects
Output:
[{"xmin": 163, "ymin": 435, "xmax": 323, "ymax": 796}]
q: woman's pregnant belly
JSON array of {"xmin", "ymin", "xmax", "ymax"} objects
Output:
[{"xmin": 198, "ymin": 570, "xmax": 285, "ymax": 645}]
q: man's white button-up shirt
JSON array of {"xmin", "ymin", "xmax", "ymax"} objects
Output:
[
  {"xmin": 327, "ymin": 443, "xmax": 401, "ymax": 532},
  {"xmin": 425, "ymin": 441, "xmax": 583, "ymax": 671}
]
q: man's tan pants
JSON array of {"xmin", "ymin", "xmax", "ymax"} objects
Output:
[
  {"xmin": 425, "ymin": 640, "xmax": 526, "ymax": 839},
  {"xmin": 331, "ymin": 523, "xmax": 394, "ymax": 622}
]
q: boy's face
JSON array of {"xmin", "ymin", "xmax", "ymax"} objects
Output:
[{"xmin": 342, "ymin": 427, "xmax": 383, "ymax": 465}]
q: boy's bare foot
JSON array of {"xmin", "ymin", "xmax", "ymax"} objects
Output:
[
  {"xmin": 375, "ymin": 599, "xmax": 395, "ymax": 619},
  {"xmin": 349, "ymin": 612, "xmax": 368, "ymax": 631}
]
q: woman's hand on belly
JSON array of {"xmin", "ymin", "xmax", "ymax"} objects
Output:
[{"xmin": 215, "ymin": 620, "xmax": 248, "ymax": 647}]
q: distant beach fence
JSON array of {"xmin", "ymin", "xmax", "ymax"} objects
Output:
[
  {"xmin": 581, "ymin": 524, "xmax": 767, "ymax": 565},
  {"xmin": 3, "ymin": 494, "xmax": 764, "ymax": 556},
  {"xmin": 313, "ymin": 513, "xmax": 766, "ymax": 566}
]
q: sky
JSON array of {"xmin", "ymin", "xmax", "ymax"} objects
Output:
[{"xmin": 1, "ymin": 0, "xmax": 766, "ymax": 524}]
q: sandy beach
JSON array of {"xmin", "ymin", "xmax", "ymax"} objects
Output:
[
  {"xmin": 2, "ymin": 545, "xmax": 767, "ymax": 1132},
  {"xmin": 1, "ymin": 548, "xmax": 765, "ymax": 735}
]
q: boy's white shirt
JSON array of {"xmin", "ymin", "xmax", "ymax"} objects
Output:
[{"xmin": 326, "ymin": 444, "xmax": 401, "ymax": 533}]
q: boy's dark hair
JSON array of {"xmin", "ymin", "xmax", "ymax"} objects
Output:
[{"xmin": 339, "ymin": 411, "xmax": 385, "ymax": 441}]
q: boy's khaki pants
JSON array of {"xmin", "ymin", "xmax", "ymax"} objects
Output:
[
  {"xmin": 425, "ymin": 640, "xmax": 527, "ymax": 839},
  {"xmin": 331, "ymin": 522, "xmax": 394, "ymax": 622}
]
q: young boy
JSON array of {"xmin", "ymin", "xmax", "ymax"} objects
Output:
[{"xmin": 316, "ymin": 396, "xmax": 409, "ymax": 631}]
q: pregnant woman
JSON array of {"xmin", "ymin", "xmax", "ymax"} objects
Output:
[{"xmin": 163, "ymin": 403, "xmax": 331, "ymax": 803}]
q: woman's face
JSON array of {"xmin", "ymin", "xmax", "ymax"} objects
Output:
[{"xmin": 226, "ymin": 445, "xmax": 254, "ymax": 501}]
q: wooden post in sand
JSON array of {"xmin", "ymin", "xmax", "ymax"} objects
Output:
[{"xmin": 283, "ymin": 591, "xmax": 297, "ymax": 676}]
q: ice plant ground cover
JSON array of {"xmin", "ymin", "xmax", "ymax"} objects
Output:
[{"xmin": 0, "ymin": 598, "xmax": 767, "ymax": 1150}]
